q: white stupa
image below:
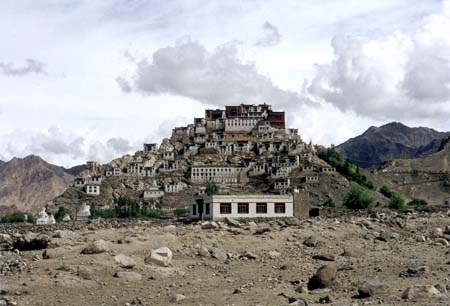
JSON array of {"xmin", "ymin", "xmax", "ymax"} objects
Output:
[
  {"xmin": 36, "ymin": 208, "xmax": 49, "ymax": 225},
  {"xmin": 48, "ymin": 215, "xmax": 56, "ymax": 224},
  {"xmin": 77, "ymin": 203, "xmax": 91, "ymax": 221}
]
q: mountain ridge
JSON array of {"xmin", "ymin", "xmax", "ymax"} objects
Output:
[{"xmin": 336, "ymin": 122, "xmax": 449, "ymax": 169}]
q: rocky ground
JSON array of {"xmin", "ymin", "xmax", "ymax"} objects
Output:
[{"xmin": 2, "ymin": 211, "xmax": 450, "ymax": 306}]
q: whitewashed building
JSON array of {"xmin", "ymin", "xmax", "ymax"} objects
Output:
[
  {"xmin": 191, "ymin": 166, "xmax": 242, "ymax": 184},
  {"xmin": 191, "ymin": 194, "xmax": 294, "ymax": 220},
  {"xmin": 86, "ymin": 184, "xmax": 100, "ymax": 196}
]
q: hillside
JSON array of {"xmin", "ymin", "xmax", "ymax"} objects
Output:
[
  {"xmin": 367, "ymin": 137, "xmax": 450, "ymax": 205},
  {"xmin": 336, "ymin": 122, "xmax": 449, "ymax": 169},
  {"xmin": 0, "ymin": 155, "xmax": 77, "ymax": 212}
]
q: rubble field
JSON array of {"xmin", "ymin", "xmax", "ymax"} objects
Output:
[{"xmin": 2, "ymin": 210, "xmax": 450, "ymax": 306}]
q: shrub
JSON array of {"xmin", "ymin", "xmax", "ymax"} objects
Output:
[
  {"xmin": 408, "ymin": 198, "xmax": 428, "ymax": 206},
  {"xmin": 174, "ymin": 208, "xmax": 189, "ymax": 218},
  {"xmin": 91, "ymin": 209, "xmax": 116, "ymax": 219},
  {"xmin": 205, "ymin": 182, "xmax": 219, "ymax": 196},
  {"xmin": 379, "ymin": 185, "xmax": 394, "ymax": 198},
  {"xmin": 54, "ymin": 206, "xmax": 68, "ymax": 222},
  {"xmin": 322, "ymin": 199, "xmax": 335, "ymax": 208},
  {"xmin": 342, "ymin": 185, "xmax": 373, "ymax": 210},
  {"xmin": 388, "ymin": 193, "xmax": 405, "ymax": 209},
  {"xmin": 1, "ymin": 211, "xmax": 26, "ymax": 223}
]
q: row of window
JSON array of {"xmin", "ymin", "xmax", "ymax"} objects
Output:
[
  {"xmin": 192, "ymin": 168, "xmax": 237, "ymax": 173},
  {"xmin": 219, "ymin": 203, "xmax": 286, "ymax": 214}
]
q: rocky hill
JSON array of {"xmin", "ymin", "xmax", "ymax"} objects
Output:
[
  {"xmin": 336, "ymin": 122, "xmax": 449, "ymax": 169},
  {"xmin": 367, "ymin": 137, "xmax": 450, "ymax": 204},
  {"xmin": 0, "ymin": 155, "xmax": 79, "ymax": 213}
]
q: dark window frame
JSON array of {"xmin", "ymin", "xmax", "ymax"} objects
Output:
[
  {"xmin": 274, "ymin": 203, "xmax": 286, "ymax": 214},
  {"xmin": 256, "ymin": 203, "xmax": 267, "ymax": 214},
  {"xmin": 237, "ymin": 203, "xmax": 249, "ymax": 214},
  {"xmin": 220, "ymin": 203, "xmax": 231, "ymax": 214}
]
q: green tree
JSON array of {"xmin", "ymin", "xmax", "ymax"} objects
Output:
[
  {"xmin": 54, "ymin": 206, "xmax": 68, "ymax": 222},
  {"xmin": 342, "ymin": 185, "xmax": 373, "ymax": 210},
  {"xmin": 388, "ymin": 193, "xmax": 405, "ymax": 209},
  {"xmin": 174, "ymin": 208, "xmax": 189, "ymax": 218},
  {"xmin": 379, "ymin": 185, "xmax": 394, "ymax": 198},
  {"xmin": 408, "ymin": 198, "xmax": 428, "ymax": 206},
  {"xmin": 322, "ymin": 199, "xmax": 335, "ymax": 208},
  {"xmin": 205, "ymin": 182, "xmax": 219, "ymax": 196}
]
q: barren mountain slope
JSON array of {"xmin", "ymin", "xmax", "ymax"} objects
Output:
[{"xmin": 0, "ymin": 155, "xmax": 75, "ymax": 212}]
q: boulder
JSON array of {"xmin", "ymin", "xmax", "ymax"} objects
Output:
[
  {"xmin": 42, "ymin": 248, "xmax": 65, "ymax": 259},
  {"xmin": 358, "ymin": 280, "xmax": 389, "ymax": 298},
  {"xmin": 430, "ymin": 228, "xmax": 444, "ymax": 238},
  {"xmin": 114, "ymin": 254, "xmax": 136, "ymax": 269},
  {"xmin": 0, "ymin": 233, "xmax": 12, "ymax": 250},
  {"xmin": 210, "ymin": 247, "xmax": 227, "ymax": 261},
  {"xmin": 145, "ymin": 247, "xmax": 173, "ymax": 267},
  {"xmin": 308, "ymin": 263, "xmax": 337, "ymax": 290},
  {"xmin": 225, "ymin": 217, "xmax": 241, "ymax": 228},
  {"xmin": 170, "ymin": 294, "xmax": 186, "ymax": 303},
  {"xmin": 239, "ymin": 252, "xmax": 258, "ymax": 260},
  {"xmin": 81, "ymin": 239, "xmax": 109, "ymax": 254},
  {"xmin": 13, "ymin": 233, "xmax": 49, "ymax": 251},
  {"xmin": 201, "ymin": 221, "xmax": 219, "ymax": 230},
  {"xmin": 303, "ymin": 235, "xmax": 320, "ymax": 247},
  {"xmin": 399, "ymin": 266, "xmax": 429, "ymax": 278},
  {"xmin": 197, "ymin": 245, "xmax": 210, "ymax": 257},
  {"xmin": 401, "ymin": 285, "xmax": 440, "ymax": 300},
  {"xmin": 268, "ymin": 251, "xmax": 282, "ymax": 258},
  {"xmin": 114, "ymin": 271, "xmax": 142, "ymax": 281}
]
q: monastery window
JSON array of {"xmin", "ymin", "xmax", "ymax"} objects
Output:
[
  {"xmin": 220, "ymin": 203, "xmax": 231, "ymax": 214},
  {"xmin": 256, "ymin": 203, "xmax": 267, "ymax": 214},
  {"xmin": 238, "ymin": 203, "xmax": 249, "ymax": 214},
  {"xmin": 274, "ymin": 203, "xmax": 286, "ymax": 214}
]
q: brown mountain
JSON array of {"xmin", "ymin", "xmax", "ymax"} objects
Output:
[
  {"xmin": 0, "ymin": 155, "xmax": 78, "ymax": 213},
  {"xmin": 336, "ymin": 122, "xmax": 449, "ymax": 169}
]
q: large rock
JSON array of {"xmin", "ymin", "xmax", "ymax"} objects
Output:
[
  {"xmin": 303, "ymin": 235, "xmax": 320, "ymax": 247},
  {"xmin": 114, "ymin": 254, "xmax": 136, "ymax": 269},
  {"xmin": 201, "ymin": 221, "xmax": 219, "ymax": 230},
  {"xmin": 81, "ymin": 239, "xmax": 109, "ymax": 254},
  {"xmin": 0, "ymin": 233, "xmax": 12, "ymax": 250},
  {"xmin": 145, "ymin": 247, "xmax": 173, "ymax": 267},
  {"xmin": 210, "ymin": 247, "xmax": 228, "ymax": 261},
  {"xmin": 13, "ymin": 233, "xmax": 49, "ymax": 251},
  {"xmin": 308, "ymin": 263, "xmax": 337, "ymax": 290},
  {"xmin": 358, "ymin": 280, "xmax": 389, "ymax": 298},
  {"xmin": 401, "ymin": 285, "xmax": 440, "ymax": 300},
  {"xmin": 114, "ymin": 271, "xmax": 142, "ymax": 281},
  {"xmin": 225, "ymin": 217, "xmax": 241, "ymax": 228}
]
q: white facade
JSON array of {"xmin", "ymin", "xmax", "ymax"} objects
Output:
[
  {"xmin": 191, "ymin": 166, "xmax": 242, "ymax": 184},
  {"xmin": 164, "ymin": 182, "xmax": 186, "ymax": 193},
  {"xmin": 224, "ymin": 118, "xmax": 259, "ymax": 133},
  {"xmin": 191, "ymin": 194, "xmax": 294, "ymax": 220},
  {"xmin": 86, "ymin": 184, "xmax": 100, "ymax": 195},
  {"xmin": 144, "ymin": 189, "xmax": 164, "ymax": 199},
  {"xmin": 113, "ymin": 168, "xmax": 122, "ymax": 176},
  {"xmin": 128, "ymin": 162, "xmax": 144, "ymax": 175}
]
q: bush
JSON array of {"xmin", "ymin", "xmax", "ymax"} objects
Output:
[
  {"xmin": 342, "ymin": 185, "xmax": 373, "ymax": 210},
  {"xmin": 174, "ymin": 208, "xmax": 189, "ymax": 218},
  {"xmin": 205, "ymin": 182, "xmax": 219, "ymax": 196},
  {"xmin": 91, "ymin": 208, "xmax": 116, "ymax": 219},
  {"xmin": 1, "ymin": 211, "xmax": 26, "ymax": 223},
  {"xmin": 54, "ymin": 207, "xmax": 68, "ymax": 222},
  {"xmin": 408, "ymin": 198, "xmax": 428, "ymax": 206},
  {"xmin": 322, "ymin": 199, "xmax": 335, "ymax": 208},
  {"xmin": 388, "ymin": 193, "xmax": 405, "ymax": 209},
  {"xmin": 379, "ymin": 185, "xmax": 394, "ymax": 198}
]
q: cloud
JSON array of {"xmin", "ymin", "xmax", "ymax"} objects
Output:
[
  {"xmin": 306, "ymin": 1, "xmax": 450, "ymax": 121},
  {"xmin": 0, "ymin": 127, "xmax": 139, "ymax": 167},
  {"xmin": 255, "ymin": 21, "xmax": 281, "ymax": 47},
  {"xmin": 118, "ymin": 39, "xmax": 305, "ymax": 110},
  {"xmin": 0, "ymin": 58, "xmax": 46, "ymax": 76}
]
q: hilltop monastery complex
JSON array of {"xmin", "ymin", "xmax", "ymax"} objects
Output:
[{"xmin": 66, "ymin": 103, "xmax": 338, "ymax": 220}]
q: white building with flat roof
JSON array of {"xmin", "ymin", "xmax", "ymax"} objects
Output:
[{"xmin": 191, "ymin": 194, "xmax": 293, "ymax": 220}]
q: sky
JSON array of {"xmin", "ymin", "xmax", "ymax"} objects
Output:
[{"xmin": 0, "ymin": 0, "xmax": 449, "ymax": 167}]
